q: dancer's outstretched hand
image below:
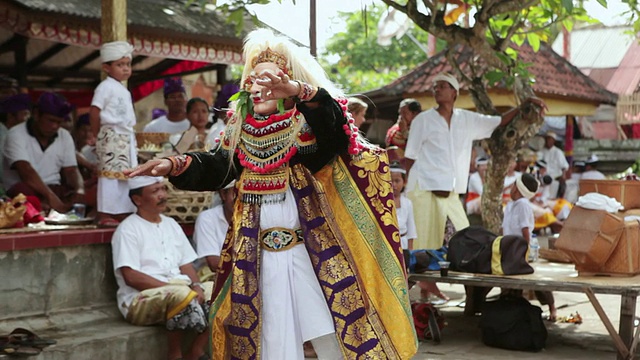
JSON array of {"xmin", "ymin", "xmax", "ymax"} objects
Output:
[{"xmin": 124, "ymin": 159, "xmax": 172, "ymax": 177}]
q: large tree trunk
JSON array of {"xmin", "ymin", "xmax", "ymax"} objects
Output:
[{"xmin": 480, "ymin": 78, "xmax": 545, "ymax": 233}]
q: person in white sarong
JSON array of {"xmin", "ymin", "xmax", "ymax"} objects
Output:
[
  {"xmin": 112, "ymin": 176, "xmax": 214, "ymax": 360},
  {"xmin": 405, "ymin": 72, "xmax": 546, "ymax": 250},
  {"xmin": 90, "ymin": 41, "xmax": 137, "ymax": 227}
]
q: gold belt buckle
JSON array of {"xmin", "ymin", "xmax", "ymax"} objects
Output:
[{"xmin": 260, "ymin": 227, "xmax": 303, "ymax": 251}]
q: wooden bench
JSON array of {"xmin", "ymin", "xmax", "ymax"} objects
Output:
[{"xmin": 409, "ymin": 261, "xmax": 640, "ymax": 360}]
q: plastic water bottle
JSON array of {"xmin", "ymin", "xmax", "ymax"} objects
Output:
[{"xmin": 529, "ymin": 235, "xmax": 540, "ymax": 262}]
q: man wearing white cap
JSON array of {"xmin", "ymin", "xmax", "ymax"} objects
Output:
[
  {"xmin": 90, "ymin": 40, "xmax": 138, "ymax": 227},
  {"xmin": 404, "ymin": 71, "xmax": 546, "ymax": 250},
  {"xmin": 111, "ymin": 176, "xmax": 212, "ymax": 360},
  {"xmin": 581, "ymin": 154, "xmax": 605, "ymax": 180}
]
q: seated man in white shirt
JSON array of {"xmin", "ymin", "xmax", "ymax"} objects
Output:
[
  {"xmin": 3, "ymin": 92, "xmax": 84, "ymax": 212},
  {"xmin": 143, "ymin": 77, "xmax": 190, "ymax": 134},
  {"xmin": 564, "ymin": 161, "xmax": 584, "ymax": 204},
  {"xmin": 581, "ymin": 154, "xmax": 606, "ymax": 180},
  {"xmin": 194, "ymin": 181, "xmax": 235, "ymax": 274},
  {"xmin": 111, "ymin": 176, "xmax": 212, "ymax": 360}
]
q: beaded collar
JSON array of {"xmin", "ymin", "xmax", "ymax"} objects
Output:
[{"xmin": 222, "ymin": 108, "xmax": 317, "ymax": 204}]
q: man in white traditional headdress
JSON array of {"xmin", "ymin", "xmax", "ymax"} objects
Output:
[
  {"xmin": 112, "ymin": 176, "xmax": 213, "ymax": 360},
  {"xmin": 90, "ymin": 40, "xmax": 138, "ymax": 227},
  {"xmin": 537, "ymin": 131, "xmax": 569, "ymax": 198},
  {"xmin": 404, "ymin": 71, "xmax": 546, "ymax": 315},
  {"xmin": 466, "ymin": 156, "xmax": 488, "ymax": 215},
  {"xmin": 405, "ymin": 71, "xmax": 546, "ymax": 250}
]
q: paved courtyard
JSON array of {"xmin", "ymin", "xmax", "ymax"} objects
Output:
[{"xmin": 410, "ymin": 283, "xmax": 631, "ymax": 360}]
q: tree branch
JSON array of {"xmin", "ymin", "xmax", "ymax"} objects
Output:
[
  {"xmin": 486, "ymin": 0, "xmax": 538, "ymax": 19},
  {"xmin": 496, "ymin": 13, "xmax": 524, "ymax": 51},
  {"xmin": 515, "ymin": 16, "xmax": 567, "ymax": 35},
  {"xmin": 475, "ymin": 0, "xmax": 500, "ymax": 24},
  {"xmin": 422, "ymin": 0, "xmax": 437, "ymax": 16}
]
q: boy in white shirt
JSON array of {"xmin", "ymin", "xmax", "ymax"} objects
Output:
[
  {"xmin": 392, "ymin": 162, "xmax": 449, "ymax": 302},
  {"xmin": 391, "ymin": 163, "xmax": 417, "ymax": 250},
  {"xmin": 90, "ymin": 41, "xmax": 137, "ymax": 227},
  {"xmin": 502, "ymin": 173, "xmax": 557, "ymax": 321}
]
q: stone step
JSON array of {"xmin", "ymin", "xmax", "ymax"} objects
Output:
[
  {"xmin": 573, "ymin": 139, "xmax": 640, "ymax": 174},
  {"xmin": 1, "ymin": 306, "xmax": 166, "ymax": 360}
]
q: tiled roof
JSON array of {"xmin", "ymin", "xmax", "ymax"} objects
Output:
[
  {"xmin": 9, "ymin": 0, "xmax": 247, "ymax": 41},
  {"xmin": 0, "ymin": 0, "xmax": 254, "ymax": 91},
  {"xmin": 382, "ymin": 42, "xmax": 617, "ymax": 105}
]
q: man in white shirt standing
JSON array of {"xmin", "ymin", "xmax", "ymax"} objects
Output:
[
  {"xmin": 143, "ymin": 77, "xmax": 190, "ymax": 134},
  {"xmin": 537, "ymin": 131, "xmax": 569, "ymax": 198},
  {"xmin": 112, "ymin": 176, "xmax": 212, "ymax": 360},
  {"xmin": 404, "ymin": 72, "xmax": 546, "ymax": 250}
]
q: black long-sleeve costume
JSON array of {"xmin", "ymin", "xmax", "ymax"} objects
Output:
[{"xmin": 169, "ymin": 88, "xmax": 350, "ymax": 191}]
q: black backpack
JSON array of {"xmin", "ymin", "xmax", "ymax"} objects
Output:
[
  {"xmin": 479, "ymin": 296, "xmax": 548, "ymax": 352},
  {"xmin": 447, "ymin": 226, "xmax": 533, "ymax": 275}
]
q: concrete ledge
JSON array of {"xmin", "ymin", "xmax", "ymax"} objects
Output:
[
  {"xmin": 0, "ymin": 229, "xmax": 197, "ymax": 359},
  {"xmin": 0, "ymin": 229, "xmax": 115, "ymax": 252},
  {"xmin": 38, "ymin": 322, "xmax": 166, "ymax": 360},
  {"xmin": 0, "ymin": 244, "xmax": 116, "ymax": 319},
  {"xmin": 0, "ymin": 306, "xmax": 167, "ymax": 360}
]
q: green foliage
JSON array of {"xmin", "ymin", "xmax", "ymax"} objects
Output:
[
  {"xmin": 321, "ymin": 3, "xmax": 443, "ymax": 94},
  {"xmin": 229, "ymin": 64, "xmax": 243, "ymax": 83},
  {"xmin": 478, "ymin": 0, "xmax": 602, "ymax": 90},
  {"xmin": 277, "ymin": 99, "xmax": 285, "ymax": 114},
  {"xmin": 228, "ymin": 90, "xmax": 252, "ymax": 120},
  {"xmin": 197, "ymin": 0, "xmax": 640, "ymax": 92},
  {"xmin": 620, "ymin": 0, "xmax": 640, "ymax": 33}
]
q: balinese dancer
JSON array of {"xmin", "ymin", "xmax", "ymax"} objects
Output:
[{"xmin": 127, "ymin": 28, "xmax": 417, "ymax": 360}]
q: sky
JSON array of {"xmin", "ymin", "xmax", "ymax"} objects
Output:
[
  {"xmin": 248, "ymin": 0, "xmax": 633, "ymax": 51},
  {"xmin": 246, "ymin": 0, "xmax": 375, "ymax": 49}
]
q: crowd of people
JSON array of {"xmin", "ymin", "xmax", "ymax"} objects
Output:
[
  {"xmin": 0, "ymin": 25, "xmax": 603, "ymax": 360},
  {"xmin": 377, "ymin": 71, "xmax": 602, "ymax": 320},
  {"xmin": 0, "ymin": 46, "xmax": 235, "ymax": 227}
]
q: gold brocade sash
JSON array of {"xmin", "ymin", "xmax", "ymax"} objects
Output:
[{"xmin": 209, "ymin": 150, "xmax": 417, "ymax": 360}]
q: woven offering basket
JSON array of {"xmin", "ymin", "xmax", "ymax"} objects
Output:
[
  {"xmin": 555, "ymin": 206, "xmax": 624, "ymax": 267},
  {"xmin": 164, "ymin": 180, "xmax": 212, "ymax": 223},
  {"xmin": 136, "ymin": 132, "xmax": 170, "ymax": 150},
  {"xmin": 599, "ymin": 220, "xmax": 640, "ymax": 275},
  {"xmin": 579, "ymin": 179, "xmax": 640, "ymax": 210},
  {"xmin": 539, "ymin": 248, "xmax": 573, "ymax": 263}
]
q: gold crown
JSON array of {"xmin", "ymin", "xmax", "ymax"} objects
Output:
[{"xmin": 251, "ymin": 47, "xmax": 291, "ymax": 76}]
